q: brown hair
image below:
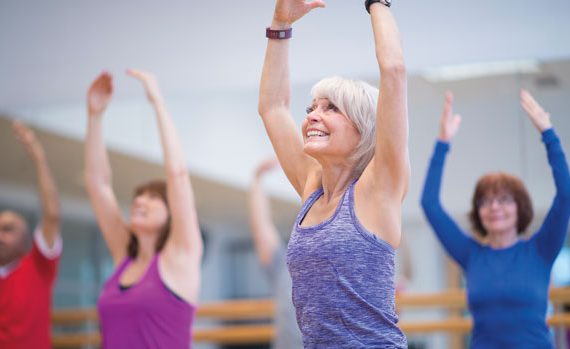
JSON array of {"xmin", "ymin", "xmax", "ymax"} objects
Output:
[
  {"xmin": 469, "ymin": 172, "xmax": 533, "ymax": 237},
  {"xmin": 127, "ymin": 180, "xmax": 171, "ymax": 258}
]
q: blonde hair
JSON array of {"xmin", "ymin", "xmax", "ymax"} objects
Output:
[{"xmin": 310, "ymin": 77, "xmax": 378, "ymax": 177}]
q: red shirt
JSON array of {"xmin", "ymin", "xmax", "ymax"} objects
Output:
[{"xmin": 0, "ymin": 240, "xmax": 59, "ymax": 349}]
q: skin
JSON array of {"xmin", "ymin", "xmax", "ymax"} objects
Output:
[
  {"xmin": 0, "ymin": 121, "xmax": 60, "ymax": 266},
  {"xmin": 248, "ymin": 158, "xmax": 282, "ymax": 268},
  {"xmin": 85, "ymin": 69, "xmax": 203, "ymax": 304},
  {"xmin": 438, "ymin": 89, "xmax": 552, "ymax": 249},
  {"xmin": 0, "ymin": 211, "xmax": 29, "ymax": 266},
  {"xmin": 258, "ymin": 0, "xmax": 409, "ymax": 248}
]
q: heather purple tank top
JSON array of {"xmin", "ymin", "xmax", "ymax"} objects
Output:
[
  {"xmin": 97, "ymin": 254, "xmax": 196, "ymax": 348},
  {"xmin": 287, "ymin": 179, "xmax": 407, "ymax": 348}
]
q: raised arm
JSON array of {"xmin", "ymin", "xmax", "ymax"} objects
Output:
[
  {"xmin": 521, "ymin": 90, "xmax": 570, "ymax": 262},
  {"xmin": 127, "ymin": 69, "xmax": 203, "ymax": 262},
  {"xmin": 258, "ymin": 0, "xmax": 324, "ymax": 197},
  {"xmin": 85, "ymin": 72, "xmax": 129, "ymax": 265},
  {"xmin": 420, "ymin": 93, "xmax": 475, "ymax": 269},
  {"xmin": 360, "ymin": 2, "xmax": 409, "ymax": 200},
  {"xmin": 12, "ymin": 121, "xmax": 60, "ymax": 248},
  {"xmin": 248, "ymin": 158, "xmax": 282, "ymax": 268}
]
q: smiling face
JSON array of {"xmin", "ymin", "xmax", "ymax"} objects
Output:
[
  {"xmin": 469, "ymin": 172, "xmax": 533, "ymax": 238},
  {"xmin": 301, "ymin": 98, "xmax": 361, "ymax": 165},
  {"xmin": 129, "ymin": 191, "xmax": 169, "ymax": 236},
  {"xmin": 477, "ymin": 191, "xmax": 518, "ymax": 238}
]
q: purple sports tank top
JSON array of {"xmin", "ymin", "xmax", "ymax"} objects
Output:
[
  {"xmin": 287, "ymin": 179, "xmax": 407, "ymax": 348},
  {"xmin": 97, "ymin": 254, "xmax": 196, "ymax": 348}
]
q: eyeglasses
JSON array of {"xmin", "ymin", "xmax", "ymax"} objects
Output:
[{"xmin": 478, "ymin": 195, "xmax": 515, "ymax": 209}]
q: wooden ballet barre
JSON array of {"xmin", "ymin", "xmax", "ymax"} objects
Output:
[{"xmin": 51, "ymin": 287, "xmax": 570, "ymax": 347}]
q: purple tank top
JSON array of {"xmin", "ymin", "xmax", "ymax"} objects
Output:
[
  {"xmin": 287, "ymin": 179, "xmax": 407, "ymax": 348},
  {"xmin": 97, "ymin": 254, "xmax": 196, "ymax": 349}
]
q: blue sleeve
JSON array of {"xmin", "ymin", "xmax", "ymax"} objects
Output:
[
  {"xmin": 420, "ymin": 141, "xmax": 477, "ymax": 269},
  {"xmin": 532, "ymin": 128, "xmax": 570, "ymax": 264}
]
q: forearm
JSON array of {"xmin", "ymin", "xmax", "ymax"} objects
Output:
[
  {"xmin": 248, "ymin": 180, "xmax": 280, "ymax": 266},
  {"xmin": 370, "ymin": 4, "xmax": 405, "ymax": 75},
  {"xmin": 258, "ymin": 20, "xmax": 291, "ymax": 117},
  {"xmin": 543, "ymin": 128, "xmax": 570, "ymax": 199},
  {"xmin": 85, "ymin": 116, "xmax": 113, "ymax": 191},
  {"xmin": 32, "ymin": 149, "xmax": 60, "ymax": 223},
  {"xmin": 153, "ymin": 103, "xmax": 188, "ymax": 177}
]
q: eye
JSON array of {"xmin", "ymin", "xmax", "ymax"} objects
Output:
[
  {"xmin": 326, "ymin": 103, "xmax": 339, "ymax": 112},
  {"xmin": 306, "ymin": 105, "xmax": 315, "ymax": 114}
]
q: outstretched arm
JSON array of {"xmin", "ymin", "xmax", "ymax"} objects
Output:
[
  {"xmin": 521, "ymin": 90, "xmax": 570, "ymax": 263},
  {"xmin": 84, "ymin": 72, "xmax": 129, "ymax": 265},
  {"xmin": 258, "ymin": 0, "xmax": 324, "ymax": 197},
  {"xmin": 127, "ymin": 69, "xmax": 203, "ymax": 262},
  {"xmin": 248, "ymin": 158, "xmax": 282, "ymax": 268},
  {"xmin": 361, "ymin": 3, "xmax": 409, "ymax": 201},
  {"xmin": 420, "ymin": 93, "xmax": 474, "ymax": 269},
  {"xmin": 12, "ymin": 121, "xmax": 60, "ymax": 248}
]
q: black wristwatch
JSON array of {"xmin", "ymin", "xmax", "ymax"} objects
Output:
[{"xmin": 365, "ymin": 0, "xmax": 391, "ymax": 13}]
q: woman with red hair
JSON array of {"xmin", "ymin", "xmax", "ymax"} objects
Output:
[{"xmin": 421, "ymin": 90, "xmax": 570, "ymax": 348}]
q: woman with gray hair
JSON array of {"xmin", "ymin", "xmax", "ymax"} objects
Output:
[{"xmin": 258, "ymin": 0, "xmax": 409, "ymax": 347}]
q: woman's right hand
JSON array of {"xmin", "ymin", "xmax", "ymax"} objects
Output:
[
  {"xmin": 438, "ymin": 91, "xmax": 462, "ymax": 142},
  {"xmin": 87, "ymin": 72, "xmax": 113, "ymax": 117},
  {"xmin": 272, "ymin": 0, "xmax": 325, "ymax": 27}
]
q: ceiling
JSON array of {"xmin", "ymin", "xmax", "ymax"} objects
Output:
[{"xmin": 1, "ymin": 0, "xmax": 569, "ymax": 109}]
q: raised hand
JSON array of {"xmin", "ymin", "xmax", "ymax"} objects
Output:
[
  {"xmin": 272, "ymin": 0, "xmax": 325, "ymax": 27},
  {"xmin": 87, "ymin": 72, "xmax": 113, "ymax": 117},
  {"xmin": 255, "ymin": 157, "xmax": 280, "ymax": 179},
  {"xmin": 12, "ymin": 120, "xmax": 42, "ymax": 159},
  {"xmin": 520, "ymin": 89, "xmax": 552, "ymax": 132},
  {"xmin": 438, "ymin": 92, "xmax": 462, "ymax": 142},
  {"xmin": 126, "ymin": 69, "xmax": 163, "ymax": 106}
]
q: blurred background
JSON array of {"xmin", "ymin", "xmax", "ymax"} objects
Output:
[{"xmin": 1, "ymin": 0, "xmax": 569, "ymax": 348}]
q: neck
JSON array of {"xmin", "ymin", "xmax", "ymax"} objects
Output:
[
  {"xmin": 320, "ymin": 162, "xmax": 357, "ymax": 203},
  {"xmin": 485, "ymin": 229, "xmax": 519, "ymax": 249},
  {"xmin": 134, "ymin": 232, "xmax": 159, "ymax": 262}
]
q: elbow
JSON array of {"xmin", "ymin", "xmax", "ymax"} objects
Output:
[
  {"xmin": 165, "ymin": 165, "xmax": 189, "ymax": 179},
  {"xmin": 378, "ymin": 58, "xmax": 406, "ymax": 79}
]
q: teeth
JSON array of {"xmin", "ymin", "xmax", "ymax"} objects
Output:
[{"xmin": 307, "ymin": 130, "xmax": 327, "ymax": 137}]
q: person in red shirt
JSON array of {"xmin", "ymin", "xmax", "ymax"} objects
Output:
[{"xmin": 0, "ymin": 121, "xmax": 61, "ymax": 349}]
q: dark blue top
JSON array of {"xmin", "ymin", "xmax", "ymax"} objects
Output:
[
  {"xmin": 287, "ymin": 179, "xmax": 407, "ymax": 349},
  {"xmin": 420, "ymin": 128, "xmax": 570, "ymax": 349}
]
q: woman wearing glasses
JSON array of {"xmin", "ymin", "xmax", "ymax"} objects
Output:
[{"xmin": 420, "ymin": 90, "xmax": 570, "ymax": 348}]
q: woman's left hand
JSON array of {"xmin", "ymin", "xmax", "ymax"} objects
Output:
[
  {"xmin": 520, "ymin": 89, "xmax": 552, "ymax": 132},
  {"xmin": 12, "ymin": 120, "xmax": 42, "ymax": 159},
  {"xmin": 127, "ymin": 69, "xmax": 164, "ymax": 105}
]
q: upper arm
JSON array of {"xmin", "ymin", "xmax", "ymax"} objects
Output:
[
  {"xmin": 86, "ymin": 184, "xmax": 128, "ymax": 265},
  {"xmin": 421, "ymin": 200, "xmax": 474, "ymax": 269},
  {"xmin": 260, "ymin": 108, "xmax": 319, "ymax": 197},
  {"xmin": 162, "ymin": 171, "xmax": 203, "ymax": 262}
]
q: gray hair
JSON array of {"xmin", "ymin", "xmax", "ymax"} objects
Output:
[{"xmin": 310, "ymin": 77, "xmax": 378, "ymax": 177}]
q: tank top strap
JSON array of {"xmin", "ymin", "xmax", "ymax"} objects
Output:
[
  {"xmin": 296, "ymin": 187, "xmax": 325, "ymax": 226},
  {"xmin": 145, "ymin": 254, "xmax": 161, "ymax": 282},
  {"xmin": 110, "ymin": 256, "xmax": 133, "ymax": 284}
]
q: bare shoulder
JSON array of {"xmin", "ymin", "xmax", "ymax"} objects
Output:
[{"xmin": 353, "ymin": 172, "xmax": 403, "ymax": 249}]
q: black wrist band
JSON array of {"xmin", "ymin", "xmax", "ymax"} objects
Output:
[
  {"xmin": 365, "ymin": 0, "xmax": 391, "ymax": 13},
  {"xmin": 266, "ymin": 27, "xmax": 292, "ymax": 40}
]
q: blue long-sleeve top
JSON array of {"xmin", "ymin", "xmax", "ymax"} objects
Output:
[{"xmin": 420, "ymin": 128, "xmax": 570, "ymax": 349}]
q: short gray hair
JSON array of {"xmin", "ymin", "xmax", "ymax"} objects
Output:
[{"xmin": 310, "ymin": 77, "xmax": 378, "ymax": 177}]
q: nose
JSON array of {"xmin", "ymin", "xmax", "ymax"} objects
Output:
[{"xmin": 306, "ymin": 109, "xmax": 322, "ymax": 124}]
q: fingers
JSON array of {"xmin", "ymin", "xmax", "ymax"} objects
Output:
[
  {"xmin": 11, "ymin": 120, "xmax": 36, "ymax": 146},
  {"xmin": 306, "ymin": 0, "xmax": 326, "ymax": 10},
  {"xmin": 441, "ymin": 91, "xmax": 453, "ymax": 121},
  {"xmin": 126, "ymin": 68, "xmax": 154, "ymax": 83},
  {"xmin": 90, "ymin": 71, "xmax": 113, "ymax": 94}
]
